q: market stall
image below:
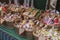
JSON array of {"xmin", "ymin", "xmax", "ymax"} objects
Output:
[{"xmin": 0, "ymin": 3, "xmax": 60, "ymax": 40}]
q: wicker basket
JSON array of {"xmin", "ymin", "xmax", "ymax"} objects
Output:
[
  {"xmin": 26, "ymin": 31, "xmax": 33, "ymax": 40},
  {"xmin": 5, "ymin": 22, "xmax": 14, "ymax": 29}
]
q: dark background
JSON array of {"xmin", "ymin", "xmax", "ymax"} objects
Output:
[
  {"xmin": 0, "ymin": 0, "xmax": 46, "ymax": 10},
  {"xmin": 56, "ymin": 0, "xmax": 60, "ymax": 12}
]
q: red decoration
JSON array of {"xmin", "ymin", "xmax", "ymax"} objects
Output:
[
  {"xmin": 2, "ymin": 6, "xmax": 6, "ymax": 12},
  {"xmin": 54, "ymin": 17, "xmax": 59, "ymax": 26}
]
